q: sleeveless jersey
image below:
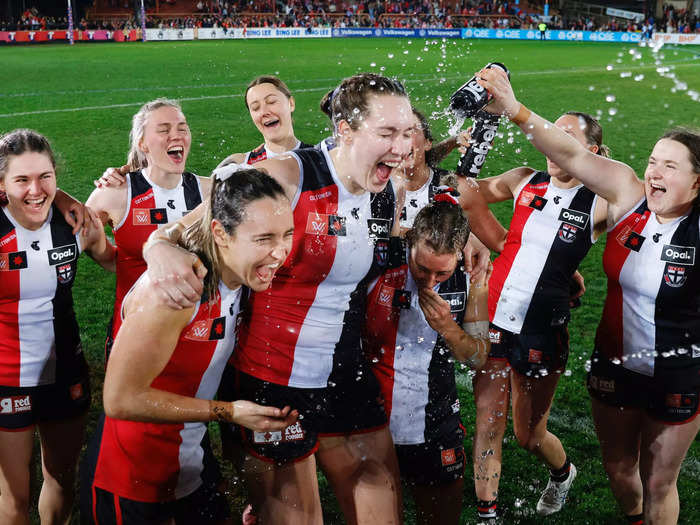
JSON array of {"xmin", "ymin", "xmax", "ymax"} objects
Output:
[
  {"xmin": 234, "ymin": 140, "xmax": 395, "ymax": 388},
  {"xmin": 111, "ymin": 170, "xmax": 202, "ymax": 340},
  {"xmin": 595, "ymin": 199, "xmax": 700, "ymax": 377},
  {"xmin": 0, "ymin": 206, "xmax": 82, "ymax": 387},
  {"xmin": 489, "ymin": 171, "xmax": 597, "ymax": 333},
  {"xmin": 244, "ymin": 140, "xmax": 313, "ymax": 164},
  {"xmin": 399, "ymin": 167, "xmax": 445, "ymax": 229},
  {"xmin": 92, "ymin": 279, "xmax": 242, "ymax": 502},
  {"xmin": 365, "ymin": 247, "xmax": 468, "ymax": 444}
]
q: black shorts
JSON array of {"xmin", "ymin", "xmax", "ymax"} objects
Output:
[
  {"xmin": 236, "ymin": 363, "xmax": 387, "ymax": 464},
  {"xmin": 588, "ymin": 350, "xmax": 700, "ymax": 424},
  {"xmin": 84, "ymin": 478, "xmax": 229, "ymax": 525},
  {"xmin": 0, "ymin": 357, "xmax": 90, "ymax": 430},
  {"xmin": 489, "ymin": 323, "xmax": 569, "ymax": 377},
  {"xmin": 395, "ymin": 424, "xmax": 466, "ymax": 486}
]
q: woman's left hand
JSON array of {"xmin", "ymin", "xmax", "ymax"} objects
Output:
[{"xmin": 231, "ymin": 401, "xmax": 299, "ymax": 433}]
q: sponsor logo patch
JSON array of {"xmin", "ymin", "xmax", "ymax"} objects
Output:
[
  {"xmin": 439, "ymin": 291, "xmax": 466, "ymax": 313},
  {"xmin": 0, "ymin": 395, "xmax": 31, "ymax": 414},
  {"xmin": 253, "ymin": 421, "xmax": 306, "ymax": 444},
  {"xmin": 377, "ymin": 284, "xmax": 395, "ymax": 307},
  {"xmin": 518, "ymin": 190, "xmax": 535, "ymax": 207},
  {"xmin": 133, "ymin": 208, "xmax": 150, "ymax": 225},
  {"xmin": 0, "ymin": 251, "xmax": 27, "ymax": 271},
  {"xmin": 528, "ymin": 195, "xmax": 547, "ymax": 211},
  {"xmin": 660, "ymin": 244, "xmax": 695, "ymax": 266},
  {"xmin": 528, "ymin": 349, "xmax": 543, "ymax": 364},
  {"xmin": 183, "ymin": 316, "xmax": 226, "ymax": 341},
  {"xmin": 374, "ymin": 240, "xmax": 388, "ymax": 265},
  {"xmin": 558, "ymin": 208, "xmax": 590, "ymax": 228},
  {"xmin": 393, "ymin": 289, "xmax": 412, "ymax": 309},
  {"xmin": 664, "ymin": 265, "xmax": 687, "ymax": 288},
  {"xmin": 451, "ymin": 399, "xmax": 460, "ymax": 413},
  {"xmin": 558, "ymin": 223, "xmax": 578, "ymax": 243},
  {"xmin": 623, "ymin": 231, "xmax": 645, "ymax": 252},
  {"xmin": 488, "ymin": 328, "xmax": 501, "ymax": 344},
  {"xmin": 149, "ymin": 208, "xmax": 168, "ymax": 224},
  {"xmin": 69, "ymin": 383, "xmax": 84, "ymax": 400},
  {"xmin": 304, "ymin": 213, "xmax": 346, "ymax": 236},
  {"xmin": 441, "ymin": 448, "xmax": 457, "ymax": 466},
  {"xmin": 367, "ymin": 218, "xmax": 390, "ymax": 241},
  {"xmin": 47, "ymin": 244, "xmax": 77, "ymax": 266},
  {"xmin": 590, "ymin": 375, "xmax": 616, "ymax": 393}
]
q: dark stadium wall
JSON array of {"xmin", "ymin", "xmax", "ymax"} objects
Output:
[{"xmin": 6, "ymin": 0, "xmax": 92, "ymax": 19}]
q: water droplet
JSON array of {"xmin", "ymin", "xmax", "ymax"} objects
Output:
[
  {"xmin": 387, "ymin": 53, "xmax": 394, "ymax": 59},
  {"xmin": 370, "ymin": 62, "xmax": 376, "ymax": 67},
  {"xmin": 605, "ymin": 94, "xmax": 616, "ymax": 103},
  {"xmin": 588, "ymin": 86, "xmax": 595, "ymax": 91},
  {"xmin": 608, "ymin": 107, "xmax": 618, "ymax": 116}
]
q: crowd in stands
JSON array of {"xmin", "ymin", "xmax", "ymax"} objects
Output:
[{"xmin": 1, "ymin": 2, "xmax": 699, "ymax": 33}]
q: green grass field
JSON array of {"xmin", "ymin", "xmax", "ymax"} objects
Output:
[{"xmin": 2, "ymin": 37, "xmax": 699, "ymax": 524}]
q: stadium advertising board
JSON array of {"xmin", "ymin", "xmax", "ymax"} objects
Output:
[
  {"xmin": 331, "ymin": 27, "xmax": 461, "ymax": 38},
  {"xmin": 0, "ymin": 29, "xmax": 138, "ymax": 43},
  {"xmin": 146, "ymin": 28, "xmax": 196, "ymax": 41},
  {"xmin": 461, "ymin": 28, "xmax": 649, "ymax": 43}
]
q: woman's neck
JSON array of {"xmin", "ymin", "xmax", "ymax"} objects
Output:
[
  {"xmin": 329, "ymin": 146, "xmax": 366, "ymax": 195},
  {"xmin": 397, "ymin": 163, "xmax": 431, "ymax": 192},
  {"xmin": 143, "ymin": 165, "xmax": 182, "ymax": 190},
  {"xmin": 265, "ymin": 135, "xmax": 299, "ymax": 155}
]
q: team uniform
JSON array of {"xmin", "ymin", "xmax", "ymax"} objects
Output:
[
  {"xmin": 106, "ymin": 170, "xmax": 203, "ymax": 358},
  {"xmin": 233, "ymin": 140, "xmax": 395, "ymax": 463},
  {"xmin": 588, "ymin": 199, "xmax": 700, "ymax": 423},
  {"xmin": 243, "ymin": 140, "xmax": 314, "ymax": 165},
  {"xmin": 398, "ymin": 167, "xmax": 445, "ymax": 229},
  {"xmin": 81, "ymin": 277, "xmax": 243, "ymax": 524},
  {"xmin": 365, "ymin": 244, "xmax": 468, "ymax": 485},
  {"xmin": 0, "ymin": 205, "xmax": 90, "ymax": 429},
  {"xmin": 488, "ymin": 171, "xmax": 597, "ymax": 375}
]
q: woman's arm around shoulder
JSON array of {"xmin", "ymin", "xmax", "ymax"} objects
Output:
[{"xmin": 79, "ymin": 207, "xmax": 116, "ymax": 272}]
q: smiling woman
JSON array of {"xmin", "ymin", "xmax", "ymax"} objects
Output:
[
  {"xmin": 141, "ymin": 72, "xmax": 414, "ymax": 524},
  {"xmin": 0, "ymin": 129, "xmax": 114, "ymax": 525},
  {"xmin": 84, "ymin": 98, "xmax": 212, "ymax": 362}
]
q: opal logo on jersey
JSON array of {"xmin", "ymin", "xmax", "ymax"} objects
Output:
[
  {"xmin": 47, "ymin": 244, "xmax": 77, "ymax": 266},
  {"xmin": 439, "ymin": 291, "xmax": 466, "ymax": 313},
  {"xmin": 367, "ymin": 218, "xmax": 390, "ymax": 241},
  {"xmin": 0, "ymin": 395, "xmax": 31, "ymax": 414},
  {"xmin": 661, "ymin": 245, "xmax": 695, "ymax": 266},
  {"xmin": 558, "ymin": 208, "xmax": 589, "ymax": 228}
]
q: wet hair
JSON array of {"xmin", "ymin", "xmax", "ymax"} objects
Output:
[
  {"xmin": 326, "ymin": 73, "xmax": 408, "ymax": 132},
  {"xmin": 406, "ymin": 199, "xmax": 470, "ymax": 256},
  {"xmin": 319, "ymin": 87, "xmax": 334, "ymax": 120},
  {"xmin": 660, "ymin": 128, "xmax": 700, "ymax": 174},
  {"xmin": 245, "ymin": 75, "xmax": 293, "ymax": 109},
  {"xmin": 412, "ymin": 107, "xmax": 436, "ymax": 166},
  {"xmin": 0, "ymin": 129, "xmax": 56, "ymax": 206},
  {"xmin": 181, "ymin": 169, "xmax": 287, "ymax": 299},
  {"xmin": 661, "ymin": 127, "xmax": 700, "ymax": 208},
  {"xmin": 564, "ymin": 111, "xmax": 610, "ymax": 158},
  {"xmin": 127, "ymin": 98, "xmax": 184, "ymax": 170}
]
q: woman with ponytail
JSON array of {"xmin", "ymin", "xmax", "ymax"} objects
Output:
[
  {"xmin": 364, "ymin": 191, "xmax": 491, "ymax": 524},
  {"xmin": 85, "ymin": 98, "xmax": 212, "ymax": 359},
  {"xmin": 80, "ymin": 168, "xmax": 298, "ymax": 525}
]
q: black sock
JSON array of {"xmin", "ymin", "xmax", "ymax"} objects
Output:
[
  {"xmin": 477, "ymin": 499, "xmax": 498, "ymax": 518},
  {"xmin": 550, "ymin": 457, "xmax": 571, "ymax": 482},
  {"xmin": 626, "ymin": 513, "xmax": 644, "ymax": 525}
]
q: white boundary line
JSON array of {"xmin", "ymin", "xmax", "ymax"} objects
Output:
[{"xmin": 1, "ymin": 60, "xmax": 698, "ymax": 118}]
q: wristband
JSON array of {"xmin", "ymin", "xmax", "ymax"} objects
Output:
[
  {"xmin": 209, "ymin": 400, "xmax": 234, "ymax": 423},
  {"xmin": 509, "ymin": 104, "xmax": 532, "ymax": 125}
]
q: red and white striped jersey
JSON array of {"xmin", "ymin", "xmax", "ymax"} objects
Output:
[
  {"xmin": 489, "ymin": 171, "xmax": 597, "ymax": 333},
  {"xmin": 234, "ymin": 140, "xmax": 395, "ymax": 388},
  {"xmin": 365, "ymin": 248, "xmax": 468, "ymax": 444},
  {"xmin": 398, "ymin": 168, "xmax": 444, "ymax": 229},
  {"xmin": 0, "ymin": 206, "xmax": 82, "ymax": 387},
  {"xmin": 92, "ymin": 279, "xmax": 242, "ymax": 502},
  {"xmin": 243, "ymin": 140, "xmax": 312, "ymax": 165},
  {"xmin": 596, "ymin": 199, "xmax": 700, "ymax": 376},
  {"xmin": 110, "ymin": 170, "xmax": 202, "ymax": 341}
]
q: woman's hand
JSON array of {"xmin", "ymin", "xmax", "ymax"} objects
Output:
[
  {"xmin": 144, "ymin": 241, "xmax": 207, "ymax": 309},
  {"xmin": 94, "ymin": 164, "xmax": 130, "ymax": 188},
  {"xmin": 463, "ymin": 233, "xmax": 491, "ymax": 283},
  {"xmin": 418, "ymin": 288, "xmax": 455, "ymax": 336},
  {"xmin": 231, "ymin": 401, "xmax": 299, "ymax": 433},
  {"xmin": 476, "ymin": 66, "xmax": 521, "ymax": 119}
]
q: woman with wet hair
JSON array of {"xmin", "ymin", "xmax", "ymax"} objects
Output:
[
  {"xmin": 0, "ymin": 129, "xmax": 114, "ymax": 524},
  {"xmin": 467, "ymin": 110, "xmax": 610, "ymax": 521},
  {"xmin": 85, "ymin": 98, "xmax": 211, "ymax": 360},
  {"xmin": 80, "ymin": 169, "xmax": 298, "ymax": 525},
  {"xmin": 480, "ymin": 66, "xmax": 700, "ymax": 525},
  {"xmin": 365, "ymin": 193, "xmax": 491, "ymax": 524},
  {"xmin": 141, "ymin": 72, "xmax": 415, "ymax": 524}
]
